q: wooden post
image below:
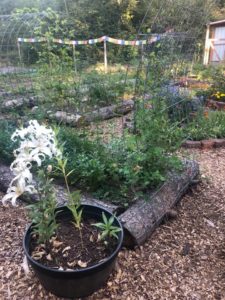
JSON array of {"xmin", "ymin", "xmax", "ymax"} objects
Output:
[
  {"xmin": 63, "ymin": 0, "xmax": 69, "ymax": 15},
  {"xmin": 141, "ymin": 43, "xmax": 144, "ymax": 62},
  {"xmin": 72, "ymin": 44, "xmax": 77, "ymax": 75},
  {"xmin": 47, "ymin": 40, "xmax": 52, "ymax": 69},
  {"xmin": 104, "ymin": 39, "xmax": 108, "ymax": 73},
  {"xmin": 17, "ymin": 42, "xmax": 22, "ymax": 64},
  {"xmin": 203, "ymin": 24, "xmax": 210, "ymax": 65}
]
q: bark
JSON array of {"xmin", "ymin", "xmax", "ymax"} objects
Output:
[
  {"xmin": 118, "ymin": 160, "xmax": 199, "ymax": 247},
  {"xmin": 49, "ymin": 100, "xmax": 134, "ymax": 126}
]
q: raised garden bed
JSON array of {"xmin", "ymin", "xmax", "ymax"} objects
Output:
[
  {"xmin": 207, "ymin": 99, "xmax": 225, "ymax": 110},
  {"xmin": 0, "ymin": 160, "xmax": 199, "ymax": 247},
  {"xmin": 48, "ymin": 100, "xmax": 134, "ymax": 126},
  {"xmin": 182, "ymin": 138, "xmax": 225, "ymax": 149}
]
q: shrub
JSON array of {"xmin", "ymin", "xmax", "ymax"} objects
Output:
[
  {"xmin": 184, "ymin": 110, "xmax": 225, "ymax": 141},
  {"xmin": 58, "ymin": 105, "xmax": 183, "ymax": 204},
  {"xmin": 0, "ymin": 120, "xmax": 17, "ymax": 163}
]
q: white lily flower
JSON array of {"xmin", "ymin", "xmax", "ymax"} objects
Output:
[
  {"xmin": 29, "ymin": 139, "xmax": 53, "ymax": 158},
  {"xmin": 29, "ymin": 152, "xmax": 46, "ymax": 167},
  {"xmin": 11, "ymin": 127, "xmax": 30, "ymax": 141},
  {"xmin": 2, "ymin": 120, "xmax": 62, "ymax": 207},
  {"xmin": 2, "ymin": 179, "xmax": 36, "ymax": 206},
  {"xmin": 10, "ymin": 159, "xmax": 32, "ymax": 173},
  {"xmin": 28, "ymin": 120, "xmax": 55, "ymax": 139},
  {"xmin": 10, "ymin": 167, "xmax": 33, "ymax": 187}
]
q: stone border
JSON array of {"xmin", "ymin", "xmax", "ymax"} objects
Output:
[{"xmin": 182, "ymin": 139, "xmax": 225, "ymax": 149}]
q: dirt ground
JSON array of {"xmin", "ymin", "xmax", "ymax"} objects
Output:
[{"xmin": 0, "ymin": 148, "xmax": 225, "ymax": 300}]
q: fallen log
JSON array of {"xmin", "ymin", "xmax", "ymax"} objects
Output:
[
  {"xmin": 118, "ymin": 159, "xmax": 199, "ymax": 247},
  {"xmin": 1, "ymin": 96, "xmax": 38, "ymax": 110},
  {"xmin": 0, "ymin": 163, "xmax": 118, "ymax": 214},
  {"xmin": 49, "ymin": 100, "xmax": 134, "ymax": 126}
]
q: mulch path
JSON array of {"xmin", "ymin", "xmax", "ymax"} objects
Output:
[{"xmin": 0, "ymin": 148, "xmax": 225, "ymax": 299}]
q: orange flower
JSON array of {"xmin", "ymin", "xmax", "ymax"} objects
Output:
[{"xmin": 204, "ymin": 111, "xmax": 209, "ymax": 118}]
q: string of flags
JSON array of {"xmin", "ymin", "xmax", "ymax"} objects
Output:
[{"xmin": 17, "ymin": 35, "xmax": 160, "ymax": 46}]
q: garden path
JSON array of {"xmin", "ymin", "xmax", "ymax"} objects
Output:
[{"xmin": 0, "ymin": 148, "xmax": 225, "ymax": 300}]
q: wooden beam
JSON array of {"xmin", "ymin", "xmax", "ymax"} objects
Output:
[{"xmin": 203, "ymin": 25, "xmax": 210, "ymax": 65}]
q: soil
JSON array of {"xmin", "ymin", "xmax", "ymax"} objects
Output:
[
  {"xmin": 29, "ymin": 217, "xmax": 117, "ymax": 270},
  {"xmin": 0, "ymin": 148, "xmax": 225, "ymax": 299}
]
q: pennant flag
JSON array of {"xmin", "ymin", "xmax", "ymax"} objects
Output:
[{"xmin": 17, "ymin": 35, "xmax": 160, "ymax": 46}]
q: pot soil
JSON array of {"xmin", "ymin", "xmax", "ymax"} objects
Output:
[{"xmin": 23, "ymin": 205, "xmax": 124, "ymax": 298}]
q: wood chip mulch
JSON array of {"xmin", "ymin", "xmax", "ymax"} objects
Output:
[{"xmin": 0, "ymin": 148, "xmax": 225, "ymax": 300}]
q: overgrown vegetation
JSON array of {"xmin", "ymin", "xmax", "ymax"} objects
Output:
[
  {"xmin": 57, "ymin": 106, "xmax": 183, "ymax": 204},
  {"xmin": 184, "ymin": 110, "xmax": 225, "ymax": 141}
]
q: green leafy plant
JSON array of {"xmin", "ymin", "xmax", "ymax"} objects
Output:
[
  {"xmin": 56, "ymin": 106, "xmax": 183, "ymax": 203},
  {"xmin": 93, "ymin": 212, "xmax": 121, "ymax": 240},
  {"xmin": 27, "ymin": 170, "xmax": 59, "ymax": 244},
  {"xmin": 0, "ymin": 120, "xmax": 17, "ymax": 163},
  {"xmin": 184, "ymin": 110, "xmax": 225, "ymax": 140},
  {"xmin": 56, "ymin": 158, "xmax": 82, "ymax": 227}
]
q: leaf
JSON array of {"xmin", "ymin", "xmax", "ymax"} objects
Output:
[
  {"xmin": 108, "ymin": 215, "xmax": 115, "ymax": 226},
  {"xmin": 93, "ymin": 223, "xmax": 105, "ymax": 229},
  {"xmin": 52, "ymin": 240, "xmax": 63, "ymax": 248},
  {"xmin": 66, "ymin": 169, "xmax": 75, "ymax": 177},
  {"xmin": 77, "ymin": 260, "xmax": 87, "ymax": 268},
  {"xmin": 101, "ymin": 230, "xmax": 108, "ymax": 240},
  {"xmin": 111, "ymin": 231, "xmax": 119, "ymax": 239},
  {"xmin": 102, "ymin": 212, "xmax": 108, "ymax": 224}
]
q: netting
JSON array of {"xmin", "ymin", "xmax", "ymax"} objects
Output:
[{"xmin": 0, "ymin": 0, "xmax": 214, "ymax": 204}]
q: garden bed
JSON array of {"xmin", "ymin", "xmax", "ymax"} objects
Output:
[
  {"xmin": 0, "ymin": 148, "xmax": 224, "ymax": 299},
  {"xmin": 182, "ymin": 138, "xmax": 225, "ymax": 149},
  {"xmin": 207, "ymin": 99, "xmax": 225, "ymax": 110},
  {"xmin": 0, "ymin": 159, "xmax": 199, "ymax": 247}
]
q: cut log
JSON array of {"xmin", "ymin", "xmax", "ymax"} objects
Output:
[
  {"xmin": 49, "ymin": 100, "xmax": 134, "ymax": 126},
  {"xmin": 0, "ymin": 163, "xmax": 118, "ymax": 214},
  {"xmin": 2, "ymin": 96, "xmax": 38, "ymax": 110},
  {"xmin": 48, "ymin": 111, "xmax": 84, "ymax": 126},
  {"xmin": 118, "ymin": 159, "xmax": 199, "ymax": 247}
]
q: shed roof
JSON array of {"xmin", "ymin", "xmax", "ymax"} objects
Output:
[{"xmin": 208, "ymin": 19, "xmax": 225, "ymax": 26}]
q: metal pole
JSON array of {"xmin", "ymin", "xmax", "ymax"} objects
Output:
[{"xmin": 104, "ymin": 40, "xmax": 108, "ymax": 73}]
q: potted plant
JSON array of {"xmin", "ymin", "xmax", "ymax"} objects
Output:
[{"xmin": 2, "ymin": 120, "xmax": 124, "ymax": 298}]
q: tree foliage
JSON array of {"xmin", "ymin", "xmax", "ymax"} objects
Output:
[{"xmin": 0, "ymin": 0, "xmax": 224, "ymax": 64}]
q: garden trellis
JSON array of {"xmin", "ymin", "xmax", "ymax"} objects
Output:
[
  {"xmin": 0, "ymin": 0, "xmax": 217, "ymax": 251},
  {"xmin": 0, "ymin": 7, "xmax": 207, "ymax": 123},
  {"xmin": 17, "ymin": 35, "xmax": 160, "ymax": 73}
]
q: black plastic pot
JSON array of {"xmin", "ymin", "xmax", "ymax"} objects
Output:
[{"xmin": 23, "ymin": 204, "xmax": 124, "ymax": 298}]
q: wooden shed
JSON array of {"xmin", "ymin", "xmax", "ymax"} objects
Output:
[{"xmin": 204, "ymin": 20, "xmax": 225, "ymax": 65}]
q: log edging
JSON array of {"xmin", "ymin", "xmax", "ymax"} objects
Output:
[
  {"xmin": 182, "ymin": 138, "xmax": 225, "ymax": 149},
  {"xmin": 0, "ymin": 159, "xmax": 199, "ymax": 247},
  {"xmin": 48, "ymin": 100, "xmax": 134, "ymax": 127},
  {"xmin": 207, "ymin": 99, "xmax": 225, "ymax": 110},
  {"xmin": 118, "ymin": 159, "xmax": 199, "ymax": 246}
]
